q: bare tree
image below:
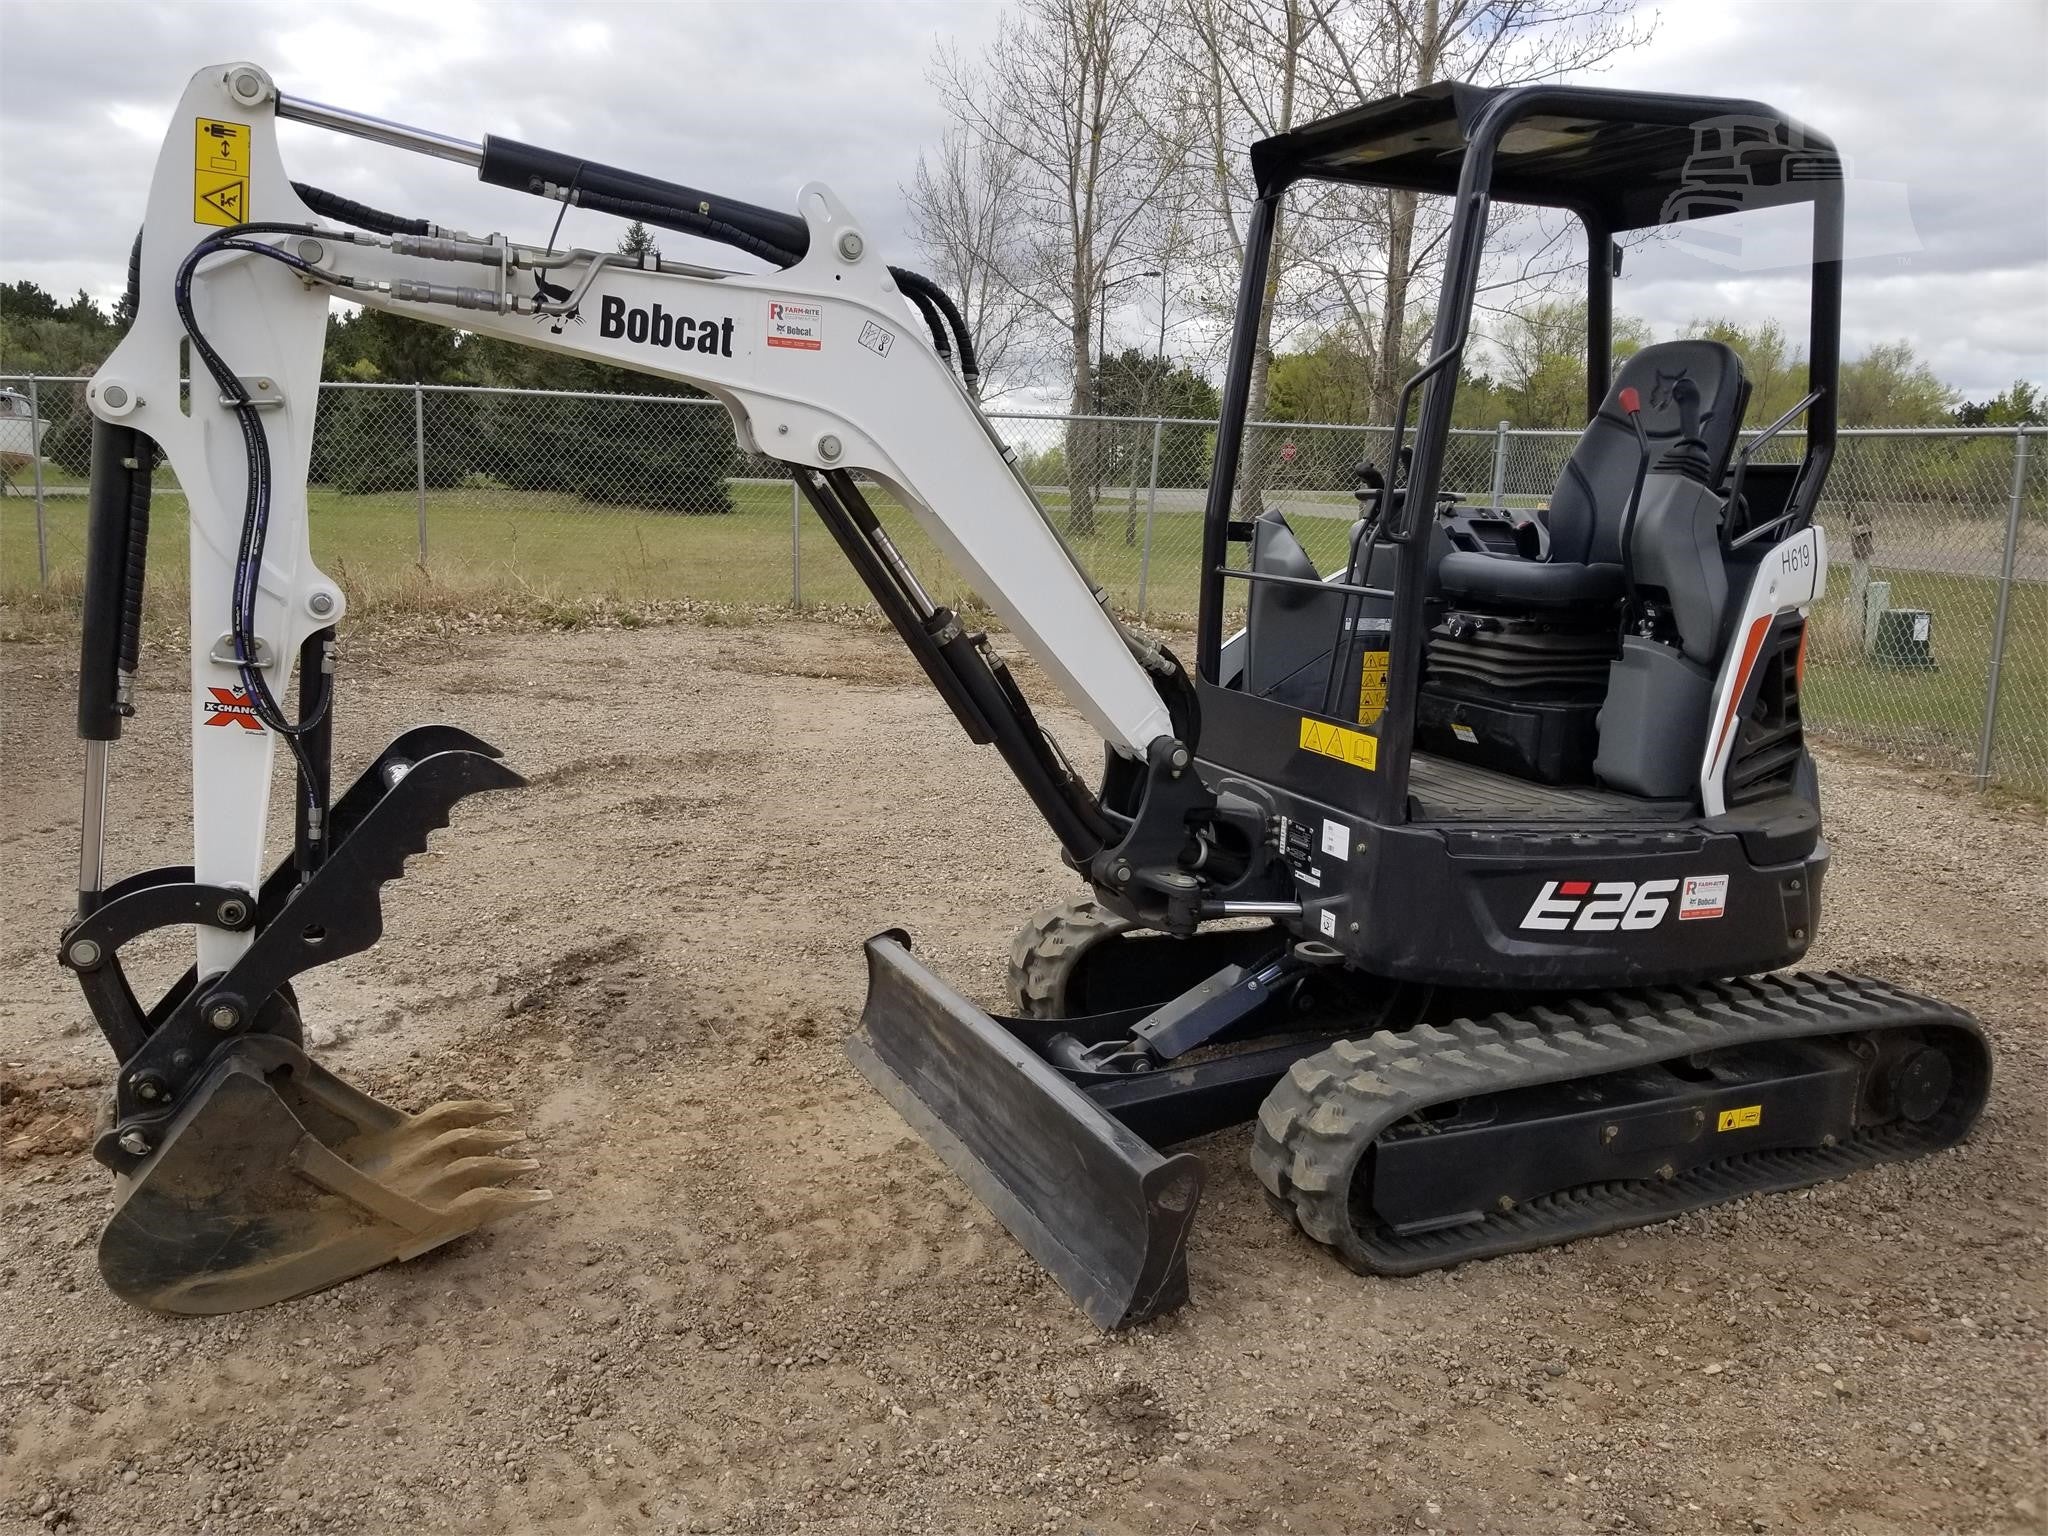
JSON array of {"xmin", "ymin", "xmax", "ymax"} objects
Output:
[
  {"xmin": 932, "ymin": 0, "xmax": 1191, "ymax": 533},
  {"xmin": 904, "ymin": 124, "xmax": 1035, "ymax": 401},
  {"xmin": 1177, "ymin": 0, "xmax": 1650, "ymax": 477},
  {"xmin": 1306, "ymin": 0, "xmax": 1651, "ymax": 423},
  {"xmin": 1176, "ymin": 0, "xmax": 1345, "ymax": 459}
]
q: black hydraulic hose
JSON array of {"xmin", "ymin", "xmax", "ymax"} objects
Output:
[
  {"xmin": 171, "ymin": 224, "xmax": 336, "ymax": 844},
  {"xmin": 78, "ymin": 420, "xmax": 143, "ymax": 741},
  {"xmin": 115, "ymin": 453, "xmax": 151, "ymax": 678},
  {"xmin": 125, "ymin": 229, "xmax": 143, "ymax": 317},
  {"xmin": 890, "ymin": 266, "xmax": 979, "ymax": 388},
  {"xmin": 110, "ymin": 228, "xmax": 157, "ymax": 693},
  {"xmin": 570, "ymin": 186, "xmax": 802, "ymax": 268},
  {"xmin": 291, "ymin": 181, "xmax": 430, "ymax": 237},
  {"xmin": 896, "ymin": 283, "xmax": 953, "ymax": 368}
]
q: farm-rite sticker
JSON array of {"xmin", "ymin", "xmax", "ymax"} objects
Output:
[
  {"xmin": 767, "ymin": 300, "xmax": 823, "ymax": 350},
  {"xmin": 194, "ymin": 118, "xmax": 249, "ymax": 227},
  {"xmin": 1680, "ymin": 874, "xmax": 1729, "ymax": 921}
]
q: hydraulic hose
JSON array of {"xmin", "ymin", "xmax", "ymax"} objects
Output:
[
  {"xmin": 291, "ymin": 181, "xmax": 430, "ymax": 237},
  {"xmin": 895, "ymin": 283, "xmax": 953, "ymax": 369},
  {"xmin": 567, "ymin": 187, "xmax": 802, "ymax": 269},
  {"xmin": 890, "ymin": 266, "xmax": 979, "ymax": 389},
  {"xmin": 170, "ymin": 223, "xmax": 338, "ymax": 849},
  {"xmin": 78, "ymin": 421, "xmax": 147, "ymax": 741}
]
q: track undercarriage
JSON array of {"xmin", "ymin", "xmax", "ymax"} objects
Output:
[{"xmin": 849, "ymin": 901, "xmax": 1993, "ymax": 1325}]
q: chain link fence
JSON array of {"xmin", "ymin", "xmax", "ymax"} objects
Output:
[{"xmin": 4, "ymin": 375, "xmax": 2040, "ymax": 796}]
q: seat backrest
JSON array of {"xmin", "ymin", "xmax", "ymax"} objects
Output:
[{"xmin": 1545, "ymin": 340, "xmax": 1750, "ymax": 565}]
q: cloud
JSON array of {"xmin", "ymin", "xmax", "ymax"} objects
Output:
[
  {"xmin": 1608, "ymin": 0, "xmax": 2048, "ymax": 398},
  {"xmin": 2, "ymin": 0, "xmax": 2040, "ymax": 401},
  {"xmin": 0, "ymin": 1, "xmax": 1000, "ymax": 322}
]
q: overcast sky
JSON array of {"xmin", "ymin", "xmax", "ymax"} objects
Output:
[{"xmin": 1, "ymin": 0, "xmax": 2042, "ymax": 403}]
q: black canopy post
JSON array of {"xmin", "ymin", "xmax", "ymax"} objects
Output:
[
  {"xmin": 1585, "ymin": 216, "xmax": 1614, "ymax": 421},
  {"xmin": 1196, "ymin": 193, "xmax": 1281, "ymax": 684}
]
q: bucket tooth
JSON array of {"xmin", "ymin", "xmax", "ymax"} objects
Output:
[
  {"xmin": 98, "ymin": 1036, "xmax": 549, "ymax": 1316},
  {"xmin": 847, "ymin": 932, "xmax": 1203, "ymax": 1329},
  {"xmin": 377, "ymin": 1125, "xmax": 528, "ymax": 1177}
]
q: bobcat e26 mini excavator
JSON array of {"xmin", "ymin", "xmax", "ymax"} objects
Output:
[{"xmin": 65, "ymin": 63, "xmax": 1990, "ymax": 1323}]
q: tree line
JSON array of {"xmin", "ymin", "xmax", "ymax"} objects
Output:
[
  {"xmin": 905, "ymin": 0, "xmax": 2044, "ymax": 528},
  {"xmin": 0, "ymin": 226, "xmax": 738, "ymax": 514},
  {"xmin": 7, "ymin": 24, "xmax": 2046, "ymax": 529}
]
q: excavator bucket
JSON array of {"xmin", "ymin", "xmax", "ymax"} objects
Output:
[
  {"xmin": 98, "ymin": 1034, "xmax": 549, "ymax": 1315},
  {"xmin": 847, "ymin": 933, "xmax": 1202, "ymax": 1329}
]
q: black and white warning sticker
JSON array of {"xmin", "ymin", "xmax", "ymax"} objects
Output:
[{"xmin": 857, "ymin": 320, "xmax": 895, "ymax": 358}]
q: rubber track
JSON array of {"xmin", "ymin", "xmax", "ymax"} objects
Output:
[
  {"xmin": 1251, "ymin": 970, "xmax": 1991, "ymax": 1275},
  {"xmin": 1007, "ymin": 900, "xmax": 1132, "ymax": 1018}
]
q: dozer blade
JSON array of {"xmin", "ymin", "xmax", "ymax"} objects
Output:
[
  {"xmin": 99, "ymin": 1035, "xmax": 549, "ymax": 1315},
  {"xmin": 847, "ymin": 932, "xmax": 1202, "ymax": 1329}
]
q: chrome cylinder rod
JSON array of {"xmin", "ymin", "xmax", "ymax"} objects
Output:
[
  {"xmin": 78, "ymin": 740, "xmax": 110, "ymax": 908},
  {"xmin": 276, "ymin": 94, "xmax": 483, "ymax": 168}
]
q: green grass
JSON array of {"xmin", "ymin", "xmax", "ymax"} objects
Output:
[
  {"xmin": 0, "ymin": 478, "xmax": 1241, "ymax": 622},
  {"xmin": 1800, "ymin": 569, "xmax": 2046, "ymax": 791},
  {"xmin": 4, "ymin": 481, "xmax": 2040, "ymax": 795}
]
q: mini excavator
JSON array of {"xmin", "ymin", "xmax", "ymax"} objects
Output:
[{"xmin": 64, "ymin": 64, "xmax": 1990, "ymax": 1322}]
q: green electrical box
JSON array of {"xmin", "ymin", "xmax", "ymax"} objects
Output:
[{"xmin": 1873, "ymin": 607, "xmax": 1936, "ymax": 669}]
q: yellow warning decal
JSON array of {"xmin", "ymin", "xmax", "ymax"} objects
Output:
[
  {"xmin": 196, "ymin": 119, "xmax": 249, "ymax": 175},
  {"xmin": 194, "ymin": 170, "xmax": 247, "ymax": 226},
  {"xmin": 1299, "ymin": 715, "xmax": 1378, "ymax": 772},
  {"xmin": 1356, "ymin": 648, "xmax": 1389, "ymax": 726},
  {"xmin": 194, "ymin": 119, "xmax": 250, "ymax": 227},
  {"xmin": 1717, "ymin": 1104, "xmax": 1763, "ymax": 1132}
]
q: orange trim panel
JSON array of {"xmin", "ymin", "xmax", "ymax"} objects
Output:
[{"xmin": 1713, "ymin": 616, "xmax": 1774, "ymax": 765}]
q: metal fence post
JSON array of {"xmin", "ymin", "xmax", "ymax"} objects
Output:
[
  {"xmin": 412, "ymin": 382, "xmax": 429, "ymax": 564},
  {"xmin": 1489, "ymin": 419, "xmax": 1510, "ymax": 510},
  {"xmin": 1136, "ymin": 418, "xmax": 1164, "ymax": 620},
  {"xmin": 1973, "ymin": 425, "xmax": 2029, "ymax": 789},
  {"xmin": 790, "ymin": 477, "xmax": 802, "ymax": 606},
  {"xmin": 28, "ymin": 374, "xmax": 49, "ymax": 585}
]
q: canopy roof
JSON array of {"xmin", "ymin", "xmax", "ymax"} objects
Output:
[{"xmin": 1251, "ymin": 81, "xmax": 1842, "ymax": 232}]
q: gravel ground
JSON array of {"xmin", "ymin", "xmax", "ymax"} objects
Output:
[{"xmin": 2, "ymin": 616, "xmax": 2043, "ymax": 1536}]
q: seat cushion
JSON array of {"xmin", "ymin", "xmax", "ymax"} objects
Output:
[{"xmin": 1439, "ymin": 551, "xmax": 1626, "ymax": 607}]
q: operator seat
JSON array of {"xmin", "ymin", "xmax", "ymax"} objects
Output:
[{"xmin": 1438, "ymin": 340, "xmax": 1750, "ymax": 608}]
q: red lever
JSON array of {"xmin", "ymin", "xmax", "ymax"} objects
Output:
[{"xmin": 1618, "ymin": 387, "xmax": 1642, "ymax": 415}]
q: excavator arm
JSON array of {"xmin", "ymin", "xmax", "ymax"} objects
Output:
[{"xmin": 65, "ymin": 61, "xmax": 1230, "ymax": 1316}]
